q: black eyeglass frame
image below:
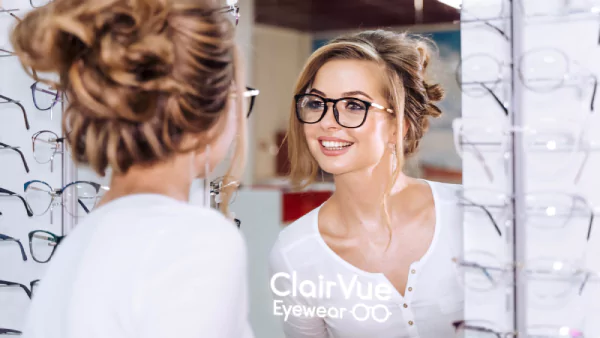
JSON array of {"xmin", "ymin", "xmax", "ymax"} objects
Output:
[
  {"xmin": 0, "ymin": 94, "xmax": 30, "ymax": 130},
  {"xmin": 0, "ymin": 327, "xmax": 22, "ymax": 335},
  {"xmin": 294, "ymin": 93, "xmax": 394, "ymax": 129},
  {"xmin": 0, "ymin": 142, "xmax": 30, "ymax": 173},
  {"xmin": 0, "ymin": 279, "xmax": 32, "ymax": 299},
  {"xmin": 0, "ymin": 187, "xmax": 34, "ymax": 217},
  {"xmin": 0, "ymin": 233, "xmax": 27, "ymax": 261},
  {"xmin": 28, "ymin": 230, "xmax": 65, "ymax": 263}
]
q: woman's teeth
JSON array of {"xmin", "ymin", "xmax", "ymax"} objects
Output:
[{"xmin": 320, "ymin": 140, "xmax": 353, "ymax": 150}]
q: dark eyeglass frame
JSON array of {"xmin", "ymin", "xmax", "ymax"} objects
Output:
[
  {"xmin": 0, "ymin": 279, "xmax": 32, "ymax": 299},
  {"xmin": 294, "ymin": 93, "xmax": 394, "ymax": 129},
  {"xmin": 29, "ymin": 0, "xmax": 53, "ymax": 8},
  {"xmin": 0, "ymin": 328, "xmax": 22, "ymax": 335},
  {"xmin": 0, "ymin": 187, "xmax": 34, "ymax": 217},
  {"xmin": 0, "ymin": 142, "xmax": 30, "ymax": 173},
  {"xmin": 30, "ymin": 81, "xmax": 63, "ymax": 112},
  {"xmin": 28, "ymin": 230, "xmax": 65, "ymax": 263},
  {"xmin": 0, "ymin": 94, "xmax": 30, "ymax": 130},
  {"xmin": 0, "ymin": 233, "xmax": 27, "ymax": 261}
]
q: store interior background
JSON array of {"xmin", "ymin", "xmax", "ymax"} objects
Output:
[{"xmin": 231, "ymin": 0, "xmax": 462, "ymax": 336}]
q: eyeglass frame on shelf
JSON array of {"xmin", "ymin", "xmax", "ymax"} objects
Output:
[
  {"xmin": 0, "ymin": 279, "xmax": 32, "ymax": 299},
  {"xmin": 0, "ymin": 94, "xmax": 30, "ymax": 130},
  {"xmin": 457, "ymin": 188, "xmax": 595, "ymax": 241},
  {"xmin": 32, "ymin": 130, "xmax": 65, "ymax": 172},
  {"xmin": 0, "ymin": 187, "xmax": 33, "ymax": 217},
  {"xmin": 0, "ymin": 142, "xmax": 30, "ymax": 173},
  {"xmin": 0, "ymin": 327, "xmax": 22, "ymax": 335},
  {"xmin": 0, "ymin": 233, "xmax": 27, "ymax": 261},
  {"xmin": 28, "ymin": 230, "xmax": 64, "ymax": 264},
  {"xmin": 452, "ymin": 320, "xmax": 584, "ymax": 338}
]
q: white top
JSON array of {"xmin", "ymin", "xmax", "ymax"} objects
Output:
[
  {"xmin": 269, "ymin": 180, "xmax": 464, "ymax": 338},
  {"xmin": 22, "ymin": 194, "xmax": 253, "ymax": 338}
]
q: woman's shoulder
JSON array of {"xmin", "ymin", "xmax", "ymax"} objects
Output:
[{"xmin": 269, "ymin": 206, "xmax": 322, "ymax": 270}]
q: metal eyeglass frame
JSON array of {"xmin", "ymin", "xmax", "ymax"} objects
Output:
[
  {"xmin": 0, "ymin": 187, "xmax": 34, "ymax": 217},
  {"xmin": 0, "ymin": 233, "xmax": 27, "ymax": 261},
  {"xmin": 294, "ymin": 93, "xmax": 394, "ymax": 128},
  {"xmin": 28, "ymin": 230, "xmax": 64, "ymax": 263},
  {"xmin": 452, "ymin": 117, "xmax": 593, "ymax": 184},
  {"xmin": 0, "ymin": 142, "xmax": 30, "ymax": 173},
  {"xmin": 0, "ymin": 327, "xmax": 22, "ymax": 335},
  {"xmin": 452, "ymin": 320, "xmax": 584, "ymax": 338},
  {"xmin": 0, "ymin": 279, "xmax": 32, "ymax": 299},
  {"xmin": 29, "ymin": 0, "xmax": 53, "ymax": 8},
  {"xmin": 457, "ymin": 189, "xmax": 595, "ymax": 241},
  {"xmin": 24, "ymin": 180, "xmax": 102, "ymax": 224},
  {"xmin": 32, "ymin": 130, "xmax": 65, "ymax": 173},
  {"xmin": 0, "ymin": 94, "xmax": 30, "ymax": 130},
  {"xmin": 30, "ymin": 81, "xmax": 64, "ymax": 120}
]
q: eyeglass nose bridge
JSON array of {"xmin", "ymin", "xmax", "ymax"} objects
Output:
[{"xmin": 318, "ymin": 99, "xmax": 342, "ymax": 126}]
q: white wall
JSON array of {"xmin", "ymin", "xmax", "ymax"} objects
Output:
[{"xmin": 252, "ymin": 24, "xmax": 313, "ymax": 181}]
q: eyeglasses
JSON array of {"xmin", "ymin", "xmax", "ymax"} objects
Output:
[
  {"xmin": 28, "ymin": 230, "xmax": 64, "ymax": 263},
  {"xmin": 0, "ymin": 142, "xmax": 29, "ymax": 173},
  {"xmin": 453, "ymin": 118, "xmax": 593, "ymax": 184},
  {"xmin": 295, "ymin": 93, "xmax": 394, "ymax": 128},
  {"xmin": 31, "ymin": 81, "xmax": 64, "ymax": 120},
  {"xmin": 454, "ymin": 251, "xmax": 599, "ymax": 304},
  {"xmin": 0, "ymin": 328, "xmax": 22, "ymax": 335},
  {"xmin": 0, "ymin": 233, "xmax": 27, "ymax": 261},
  {"xmin": 30, "ymin": 279, "xmax": 40, "ymax": 295},
  {"xmin": 0, "ymin": 279, "xmax": 32, "ymax": 299},
  {"xmin": 210, "ymin": 176, "xmax": 242, "ymax": 228},
  {"xmin": 518, "ymin": 48, "xmax": 597, "ymax": 112},
  {"xmin": 458, "ymin": 188, "xmax": 595, "ymax": 241},
  {"xmin": 453, "ymin": 320, "xmax": 584, "ymax": 338},
  {"xmin": 456, "ymin": 53, "xmax": 510, "ymax": 117},
  {"xmin": 32, "ymin": 130, "xmax": 65, "ymax": 172},
  {"xmin": 231, "ymin": 86, "xmax": 260, "ymax": 118},
  {"xmin": 218, "ymin": 3, "xmax": 240, "ymax": 26},
  {"xmin": 0, "ymin": 94, "xmax": 30, "ymax": 130},
  {"xmin": 24, "ymin": 180, "xmax": 104, "ymax": 223},
  {"xmin": 0, "ymin": 187, "xmax": 33, "ymax": 217}
]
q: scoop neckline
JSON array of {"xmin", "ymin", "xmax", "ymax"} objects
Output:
[{"xmin": 312, "ymin": 179, "xmax": 442, "ymax": 278}]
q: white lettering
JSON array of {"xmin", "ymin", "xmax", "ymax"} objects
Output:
[
  {"xmin": 325, "ymin": 281, "xmax": 336, "ymax": 298},
  {"xmin": 338, "ymin": 274, "xmax": 358, "ymax": 299},
  {"xmin": 299, "ymin": 280, "xmax": 317, "ymax": 298},
  {"xmin": 292, "ymin": 271, "xmax": 297, "ymax": 297},
  {"xmin": 356, "ymin": 281, "xmax": 373, "ymax": 300},
  {"xmin": 316, "ymin": 306, "xmax": 327, "ymax": 317},
  {"xmin": 302, "ymin": 306, "xmax": 316, "ymax": 317},
  {"xmin": 283, "ymin": 303, "xmax": 294, "ymax": 321},
  {"xmin": 375, "ymin": 283, "xmax": 393, "ymax": 301},
  {"xmin": 339, "ymin": 307, "xmax": 347, "ymax": 319},
  {"xmin": 327, "ymin": 306, "xmax": 341, "ymax": 318},
  {"xmin": 270, "ymin": 272, "xmax": 291, "ymax": 297},
  {"xmin": 352, "ymin": 303, "xmax": 370, "ymax": 322},
  {"xmin": 292, "ymin": 305, "xmax": 302, "ymax": 317},
  {"xmin": 273, "ymin": 300, "xmax": 284, "ymax": 316}
]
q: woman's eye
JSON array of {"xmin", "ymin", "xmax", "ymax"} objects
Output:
[
  {"xmin": 346, "ymin": 101, "xmax": 365, "ymax": 111},
  {"xmin": 306, "ymin": 100, "xmax": 324, "ymax": 109}
]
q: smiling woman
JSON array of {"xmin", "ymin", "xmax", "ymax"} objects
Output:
[{"xmin": 269, "ymin": 30, "xmax": 464, "ymax": 338}]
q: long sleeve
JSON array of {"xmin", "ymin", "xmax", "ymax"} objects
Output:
[{"xmin": 269, "ymin": 239, "xmax": 329, "ymax": 338}]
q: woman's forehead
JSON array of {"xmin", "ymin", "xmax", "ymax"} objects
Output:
[{"xmin": 312, "ymin": 59, "xmax": 386, "ymax": 98}]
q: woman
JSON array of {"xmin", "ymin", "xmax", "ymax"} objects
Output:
[
  {"xmin": 269, "ymin": 30, "xmax": 463, "ymax": 338},
  {"xmin": 11, "ymin": 0, "xmax": 253, "ymax": 337}
]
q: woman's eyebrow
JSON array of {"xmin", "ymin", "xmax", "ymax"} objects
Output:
[
  {"xmin": 341, "ymin": 91, "xmax": 373, "ymax": 100},
  {"xmin": 309, "ymin": 88, "xmax": 327, "ymax": 96}
]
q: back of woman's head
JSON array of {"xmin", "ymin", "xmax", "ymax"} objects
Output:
[
  {"xmin": 11, "ymin": 0, "xmax": 243, "ymax": 176},
  {"xmin": 288, "ymin": 29, "xmax": 444, "ymax": 189}
]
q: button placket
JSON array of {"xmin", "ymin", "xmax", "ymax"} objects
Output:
[{"xmin": 401, "ymin": 262, "xmax": 420, "ymax": 335}]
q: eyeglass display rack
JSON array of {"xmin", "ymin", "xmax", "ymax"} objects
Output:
[
  {"xmin": 458, "ymin": 0, "xmax": 600, "ymax": 337},
  {"xmin": 0, "ymin": 1, "xmax": 69, "ymax": 332}
]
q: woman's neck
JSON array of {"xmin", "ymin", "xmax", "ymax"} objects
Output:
[
  {"xmin": 97, "ymin": 155, "xmax": 194, "ymax": 207},
  {"xmin": 330, "ymin": 161, "xmax": 411, "ymax": 231}
]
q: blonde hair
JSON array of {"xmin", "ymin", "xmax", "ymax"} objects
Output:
[
  {"xmin": 10, "ymin": 0, "xmax": 245, "ymax": 214},
  {"xmin": 287, "ymin": 30, "xmax": 444, "ymax": 230}
]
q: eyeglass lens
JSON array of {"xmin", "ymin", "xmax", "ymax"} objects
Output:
[
  {"xmin": 29, "ymin": 231, "xmax": 58, "ymax": 263},
  {"xmin": 296, "ymin": 94, "xmax": 368, "ymax": 128}
]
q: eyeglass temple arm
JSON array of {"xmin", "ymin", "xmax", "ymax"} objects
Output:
[
  {"xmin": 589, "ymin": 75, "xmax": 597, "ymax": 112},
  {"xmin": 0, "ymin": 142, "xmax": 30, "ymax": 173},
  {"xmin": 0, "ymin": 234, "xmax": 27, "ymax": 261},
  {"xmin": 0, "ymin": 187, "xmax": 34, "ymax": 217},
  {"xmin": 0, "ymin": 328, "xmax": 22, "ymax": 335},
  {"xmin": 460, "ymin": 196, "xmax": 502, "ymax": 236},
  {"xmin": 480, "ymin": 83, "xmax": 508, "ymax": 116},
  {"xmin": 0, "ymin": 94, "xmax": 30, "ymax": 130},
  {"xmin": 0, "ymin": 280, "xmax": 32, "ymax": 299}
]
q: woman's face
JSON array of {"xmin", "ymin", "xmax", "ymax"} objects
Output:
[{"xmin": 303, "ymin": 59, "xmax": 396, "ymax": 176}]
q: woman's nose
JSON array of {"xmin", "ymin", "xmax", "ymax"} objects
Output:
[{"xmin": 319, "ymin": 102, "xmax": 339, "ymax": 130}]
